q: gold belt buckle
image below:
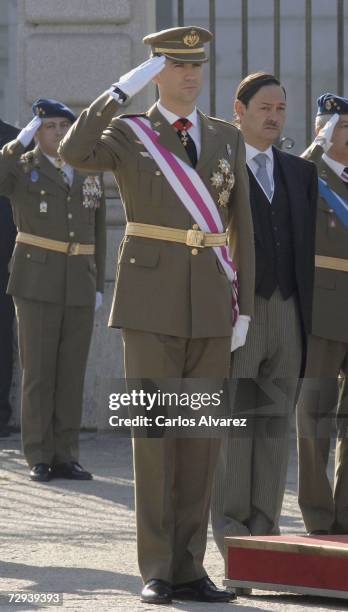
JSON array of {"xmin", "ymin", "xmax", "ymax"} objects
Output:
[
  {"xmin": 186, "ymin": 229, "xmax": 205, "ymax": 248},
  {"xmin": 68, "ymin": 242, "xmax": 79, "ymax": 255}
]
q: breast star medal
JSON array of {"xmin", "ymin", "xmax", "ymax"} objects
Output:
[
  {"xmin": 82, "ymin": 176, "xmax": 102, "ymax": 209},
  {"xmin": 210, "ymin": 159, "xmax": 235, "ymax": 208}
]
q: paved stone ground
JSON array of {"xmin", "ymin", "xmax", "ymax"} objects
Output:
[{"xmin": 0, "ymin": 432, "xmax": 346, "ymax": 612}]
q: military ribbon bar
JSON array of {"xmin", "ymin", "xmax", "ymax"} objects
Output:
[
  {"xmin": 122, "ymin": 115, "xmax": 239, "ymax": 324},
  {"xmin": 318, "ymin": 177, "xmax": 348, "ymax": 229}
]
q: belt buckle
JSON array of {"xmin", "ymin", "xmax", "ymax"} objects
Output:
[
  {"xmin": 186, "ymin": 229, "xmax": 205, "ymax": 248},
  {"xmin": 68, "ymin": 242, "xmax": 79, "ymax": 255}
]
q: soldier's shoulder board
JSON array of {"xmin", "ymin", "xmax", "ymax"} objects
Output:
[{"xmin": 118, "ymin": 112, "xmax": 148, "ymax": 120}]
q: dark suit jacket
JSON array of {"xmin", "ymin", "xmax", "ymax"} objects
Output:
[
  {"xmin": 250, "ymin": 146, "xmax": 318, "ymax": 338},
  {"xmin": 0, "ymin": 120, "xmax": 19, "ymax": 263}
]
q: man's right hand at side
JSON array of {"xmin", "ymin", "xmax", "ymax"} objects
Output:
[{"xmin": 109, "ymin": 55, "xmax": 166, "ymax": 102}]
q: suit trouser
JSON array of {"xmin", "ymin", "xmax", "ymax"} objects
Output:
[
  {"xmin": 211, "ymin": 289, "xmax": 302, "ymax": 555},
  {"xmin": 297, "ymin": 335, "xmax": 348, "ymax": 533},
  {"xmin": 0, "ymin": 266, "xmax": 14, "ymax": 428},
  {"xmin": 122, "ymin": 328, "xmax": 230, "ymax": 584},
  {"xmin": 14, "ymin": 297, "xmax": 94, "ymax": 467}
]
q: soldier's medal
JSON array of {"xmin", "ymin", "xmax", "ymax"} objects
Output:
[
  {"xmin": 218, "ymin": 158, "xmax": 231, "ymax": 175},
  {"xmin": 30, "ymin": 169, "xmax": 39, "ymax": 182},
  {"xmin": 210, "ymin": 172, "xmax": 224, "ymax": 189},
  {"xmin": 40, "ymin": 201, "xmax": 48, "ymax": 214},
  {"xmin": 82, "ymin": 175, "xmax": 102, "ymax": 209},
  {"xmin": 218, "ymin": 189, "xmax": 230, "ymax": 207},
  {"xmin": 226, "ymin": 172, "xmax": 235, "ymax": 190},
  {"xmin": 180, "ymin": 129, "xmax": 189, "ymax": 147}
]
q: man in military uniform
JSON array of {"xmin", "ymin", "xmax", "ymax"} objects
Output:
[
  {"xmin": 59, "ymin": 27, "xmax": 254, "ymax": 605},
  {"xmin": 211, "ymin": 73, "xmax": 318, "ymax": 563},
  {"xmin": 0, "ymin": 119, "xmax": 19, "ymax": 438},
  {"xmin": 297, "ymin": 93, "xmax": 348, "ymax": 535},
  {"xmin": 0, "ymin": 99, "xmax": 106, "ymax": 481}
]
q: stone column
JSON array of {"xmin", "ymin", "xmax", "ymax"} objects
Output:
[{"xmin": 11, "ymin": 0, "xmax": 156, "ymax": 429}]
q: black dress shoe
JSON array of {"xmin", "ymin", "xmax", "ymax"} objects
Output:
[
  {"xmin": 50, "ymin": 462, "xmax": 93, "ymax": 480},
  {"xmin": 307, "ymin": 529, "xmax": 329, "ymax": 536},
  {"xmin": 29, "ymin": 463, "xmax": 51, "ymax": 482},
  {"xmin": 141, "ymin": 579, "xmax": 172, "ymax": 604},
  {"xmin": 173, "ymin": 576, "xmax": 237, "ymax": 602}
]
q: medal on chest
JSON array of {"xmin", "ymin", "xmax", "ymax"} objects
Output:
[{"xmin": 82, "ymin": 175, "xmax": 102, "ymax": 209}]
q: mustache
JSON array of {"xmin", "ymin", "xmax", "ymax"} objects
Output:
[{"xmin": 263, "ymin": 121, "xmax": 280, "ymax": 128}]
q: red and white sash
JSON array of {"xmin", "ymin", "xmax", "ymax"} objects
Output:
[{"xmin": 122, "ymin": 115, "xmax": 239, "ymax": 324}]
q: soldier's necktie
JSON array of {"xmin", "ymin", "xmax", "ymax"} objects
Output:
[
  {"xmin": 253, "ymin": 152, "xmax": 273, "ymax": 200},
  {"xmin": 172, "ymin": 118, "xmax": 198, "ymax": 167}
]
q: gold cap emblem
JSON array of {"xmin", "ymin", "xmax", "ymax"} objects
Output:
[{"xmin": 183, "ymin": 29, "xmax": 200, "ymax": 47}]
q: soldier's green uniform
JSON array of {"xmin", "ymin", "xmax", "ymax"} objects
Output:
[
  {"xmin": 298, "ymin": 93, "xmax": 348, "ymax": 534},
  {"xmin": 0, "ymin": 115, "xmax": 106, "ymax": 470},
  {"xmin": 59, "ymin": 27, "xmax": 254, "ymax": 601}
]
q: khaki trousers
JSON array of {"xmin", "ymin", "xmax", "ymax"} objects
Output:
[
  {"xmin": 14, "ymin": 298, "xmax": 94, "ymax": 467},
  {"xmin": 297, "ymin": 334, "xmax": 348, "ymax": 533},
  {"xmin": 122, "ymin": 328, "xmax": 230, "ymax": 584}
]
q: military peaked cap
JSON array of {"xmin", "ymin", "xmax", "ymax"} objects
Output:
[{"xmin": 143, "ymin": 26, "xmax": 212, "ymax": 63}]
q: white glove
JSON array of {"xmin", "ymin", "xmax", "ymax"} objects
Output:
[
  {"xmin": 95, "ymin": 291, "xmax": 103, "ymax": 312},
  {"xmin": 314, "ymin": 113, "xmax": 340, "ymax": 152},
  {"xmin": 109, "ymin": 55, "xmax": 166, "ymax": 101},
  {"xmin": 231, "ymin": 315, "xmax": 250, "ymax": 352},
  {"xmin": 18, "ymin": 116, "xmax": 42, "ymax": 147}
]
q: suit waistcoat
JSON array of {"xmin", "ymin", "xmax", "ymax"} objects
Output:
[{"xmin": 249, "ymin": 155, "xmax": 296, "ymax": 300}]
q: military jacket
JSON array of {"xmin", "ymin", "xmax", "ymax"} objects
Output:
[
  {"xmin": 303, "ymin": 143, "xmax": 348, "ymax": 342},
  {"xmin": 0, "ymin": 140, "xmax": 106, "ymax": 306},
  {"xmin": 59, "ymin": 92, "xmax": 255, "ymax": 338}
]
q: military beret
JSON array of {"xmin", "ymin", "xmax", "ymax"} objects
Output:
[
  {"xmin": 32, "ymin": 98, "xmax": 76, "ymax": 123},
  {"xmin": 143, "ymin": 26, "xmax": 212, "ymax": 63},
  {"xmin": 317, "ymin": 93, "xmax": 348, "ymax": 115}
]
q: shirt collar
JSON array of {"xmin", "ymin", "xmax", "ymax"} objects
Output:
[
  {"xmin": 157, "ymin": 100, "xmax": 198, "ymax": 128},
  {"xmin": 43, "ymin": 152, "xmax": 71, "ymax": 171},
  {"xmin": 322, "ymin": 153, "xmax": 347, "ymax": 179},
  {"xmin": 245, "ymin": 143, "xmax": 273, "ymax": 165}
]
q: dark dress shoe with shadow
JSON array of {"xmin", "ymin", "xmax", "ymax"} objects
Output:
[
  {"xmin": 307, "ymin": 529, "xmax": 329, "ymax": 536},
  {"xmin": 50, "ymin": 462, "xmax": 93, "ymax": 480},
  {"xmin": 173, "ymin": 576, "xmax": 237, "ymax": 602},
  {"xmin": 29, "ymin": 463, "xmax": 51, "ymax": 482},
  {"xmin": 141, "ymin": 579, "xmax": 172, "ymax": 604}
]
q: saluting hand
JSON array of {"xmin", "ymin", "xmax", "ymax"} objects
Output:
[
  {"xmin": 314, "ymin": 113, "xmax": 340, "ymax": 152},
  {"xmin": 109, "ymin": 55, "xmax": 166, "ymax": 102},
  {"xmin": 18, "ymin": 115, "xmax": 42, "ymax": 147}
]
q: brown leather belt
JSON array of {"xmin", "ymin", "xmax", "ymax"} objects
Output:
[
  {"xmin": 16, "ymin": 232, "xmax": 95, "ymax": 256},
  {"xmin": 315, "ymin": 255, "xmax": 348, "ymax": 272},
  {"xmin": 125, "ymin": 222, "xmax": 227, "ymax": 248}
]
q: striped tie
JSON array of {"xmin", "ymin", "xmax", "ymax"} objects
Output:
[
  {"xmin": 253, "ymin": 153, "xmax": 272, "ymax": 199},
  {"xmin": 341, "ymin": 167, "xmax": 348, "ymax": 184}
]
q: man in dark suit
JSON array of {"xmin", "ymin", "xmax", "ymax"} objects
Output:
[
  {"xmin": 297, "ymin": 94, "xmax": 348, "ymax": 535},
  {"xmin": 0, "ymin": 119, "xmax": 19, "ymax": 437},
  {"xmin": 212, "ymin": 73, "xmax": 318, "ymax": 559}
]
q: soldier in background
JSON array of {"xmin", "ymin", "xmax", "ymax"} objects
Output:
[
  {"xmin": 0, "ymin": 99, "xmax": 106, "ymax": 481},
  {"xmin": 0, "ymin": 119, "xmax": 18, "ymax": 438},
  {"xmin": 297, "ymin": 94, "xmax": 348, "ymax": 535}
]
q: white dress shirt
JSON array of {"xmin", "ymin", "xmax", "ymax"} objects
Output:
[
  {"xmin": 44, "ymin": 153, "xmax": 74, "ymax": 187},
  {"xmin": 157, "ymin": 100, "xmax": 201, "ymax": 159},
  {"xmin": 322, "ymin": 153, "xmax": 348, "ymax": 182},
  {"xmin": 245, "ymin": 143, "xmax": 274, "ymax": 202}
]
